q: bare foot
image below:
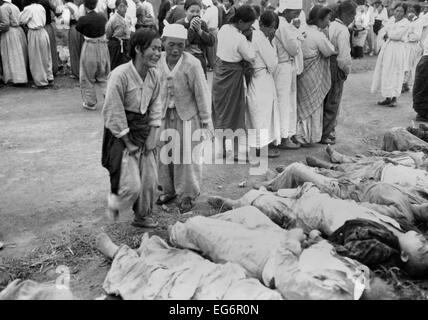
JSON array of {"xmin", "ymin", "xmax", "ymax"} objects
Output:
[{"xmin": 95, "ymin": 233, "xmax": 119, "ymax": 259}]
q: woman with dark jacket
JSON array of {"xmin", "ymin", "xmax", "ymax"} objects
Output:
[{"xmin": 176, "ymin": 0, "xmax": 215, "ymax": 75}]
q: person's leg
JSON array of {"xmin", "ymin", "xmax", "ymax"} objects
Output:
[
  {"xmin": 96, "ymin": 233, "xmax": 120, "ymax": 259},
  {"xmin": 322, "ymin": 57, "xmax": 345, "ymax": 144},
  {"xmin": 46, "ymin": 23, "xmax": 58, "ymax": 75},
  {"xmin": 132, "ymin": 149, "xmax": 159, "ymax": 227},
  {"xmin": 80, "ymin": 42, "xmax": 98, "ymax": 108},
  {"xmin": 326, "ymin": 145, "xmax": 361, "ymax": 163},
  {"xmin": 28, "ymin": 30, "xmax": 50, "ymax": 87}
]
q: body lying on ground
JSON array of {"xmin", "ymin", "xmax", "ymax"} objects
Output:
[
  {"xmin": 95, "ymin": 232, "xmax": 282, "ymax": 300},
  {"xmin": 169, "ymin": 206, "xmax": 373, "ymax": 300},
  {"xmin": 208, "ymin": 182, "xmax": 428, "ymax": 278}
]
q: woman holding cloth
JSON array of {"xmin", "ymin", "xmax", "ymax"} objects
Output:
[
  {"xmin": 295, "ymin": 5, "xmax": 335, "ymax": 146},
  {"xmin": 101, "ymin": 28, "xmax": 163, "ymax": 228}
]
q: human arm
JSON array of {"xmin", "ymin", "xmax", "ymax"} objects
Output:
[
  {"xmin": 144, "ymin": 72, "xmax": 163, "ymax": 154},
  {"xmin": 275, "ymin": 24, "xmax": 300, "ymax": 57},
  {"xmin": 105, "ymin": 17, "xmax": 113, "ymax": 39},
  {"xmin": 19, "ymin": 6, "xmax": 32, "ymax": 26},
  {"xmin": 257, "ymin": 32, "xmax": 278, "ymax": 73},
  {"xmin": 237, "ymin": 33, "xmax": 256, "ymax": 63},
  {"xmin": 189, "ymin": 61, "xmax": 212, "ymax": 125},
  {"xmin": 407, "ymin": 21, "xmax": 423, "ymax": 42},
  {"xmin": 0, "ymin": 7, "xmax": 11, "ymax": 32},
  {"xmin": 336, "ymin": 28, "xmax": 352, "ymax": 75},
  {"xmin": 192, "ymin": 19, "xmax": 215, "ymax": 46},
  {"xmin": 317, "ymin": 32, "xmax": 336, "ymax": 57}
]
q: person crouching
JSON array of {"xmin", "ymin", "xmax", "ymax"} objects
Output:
[{"xmin": 157, "ymin": 24, "xmax": 213, "ymax": 213}]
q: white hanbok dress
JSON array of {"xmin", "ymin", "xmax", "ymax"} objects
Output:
[
  {"xmin": 246, "ymin": 29, "xmax": 281, "ymax": 148},
  {"xmin": 371, "ymin": 17, "xmax": 410, "ymax": 98}
]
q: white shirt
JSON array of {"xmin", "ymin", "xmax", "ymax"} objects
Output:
[
  {"xmin": 126, "ymin": 0, "xmax": 137, "ymax": 32},
  {"xmin": 217, "ymin": 24, "xmax": 256, "ymax": 63},
  {"xmin": 19, "ymin": 3, "xmax": 46, "ymax": 29},
  {"xmin": 202, "ymin": 5, "xmax": 218, "ymax": 30}
]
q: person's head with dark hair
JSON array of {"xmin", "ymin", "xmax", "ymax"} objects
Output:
[
  {"xmin": 393, "ymin": 2, "xmax": 407, "ymax": 21},
  {"xmin": 407, "ymin": 4, "xmax": 421, "ymax": 20},
  {"xmin": 129, "ymin": 27, "xmax": 161, "ymax": 66},
  {"xmin": 184, "ymin": 0, "xmax": 202, "ymax": 21},
  {"xmin": 334, "ymin": 0, "xmax": 357, "ymax": 25},
  {"xmin": 260, "ymin": 10, "xmax": 277, "ymax": 40},
  {"xmin": 252, "ymin": 4, "xmax": 261, "ymax": 18},
  {"xmin": 115, "ymin": 0, "xmax": 128, "ymax": 17},
  {"xmin": 307, "ymin": 4, "xmax": 332, "ymax": 29},
  {"xmin": 83, "ymin": 0, "xmax": 97, "ymax": 10},
  {"xmin": 223, "ymin": 0, "xmax": 233, "ymax": 10},
  {"xmin": 231, "ymin": 4, "xmax": 257, "ymax": 31}
]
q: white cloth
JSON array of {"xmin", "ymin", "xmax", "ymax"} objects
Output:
[
  {"xmin": 371, "ymin": 17, "xmax": 410, "ymax": 98},
  {"xmin": 216, "ymin": 24, "xmax": 256, "ymax": 63},
  {"xmin": 381, "ymin": 163, "xmax": 428, "ymax": 191},
  {"xmin": 19, "ymin": 4, "xmax": 46, "ymax": 29},
  {"xmin": 278, "ymin": 0, "xmax": 302, "ymax": 12},
  {"xmin": 126, "ymin": 0, "xmax": 137, "ymax": 32},
  {"xmin": 202, "ymin": 4, "xmax": 218, "ymax": 30},
  {"xmin": 273, "ymin": 16, "xmax": 301, "ymax": 139},
  {"xmin": 247, "ymin": 30, "xmax": 281, "ymax": 147},
  {"xmin": 162, "ymin": 23, "xmax": 187, "ymax": 39}
]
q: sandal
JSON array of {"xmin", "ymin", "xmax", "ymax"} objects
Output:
[
  {"xmin": 131, "ymin": 217, "xmax": 159, "ymax": 228},
  {"xmin": 268, "ymin": 148, "xmax": 280, "ymax": 158},
  {"xmin": 179, "ymin": 197, "xmax": 193, "ymax": 213},
  {"xmin": 156, "ymin": 194, "xmax": 177, "ymax": 205}
]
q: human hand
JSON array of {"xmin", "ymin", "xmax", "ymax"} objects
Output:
[
  {"xmin": 201, "ymin": 121, "xmax": 214, "ymax": 140},
  {"xmin": 126, "ymin": 141, "xmax": 139, "ymax": 155},
  {"xmin": 242, "ymin": 28, "xmax": 253, "ymax": 41},
  {"xmin": 191, "ymin": 17, "xmax": 202, "ymax": 32},
  {"xmin": 292, "ymin": 18, "xmax": 301, "ymax": 29},
  {"xmin": 144, "ymin": 128, "xmax": 158, "ymax": 155},
  {"xmin": 0, "ymin": 23, "xmax": 8, "ymax": 32}
]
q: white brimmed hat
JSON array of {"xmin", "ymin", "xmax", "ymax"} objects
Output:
[
  {"xmin": 162, "ymin": 24, "xmax": 188, "ymax": 39},
  {"xmin": 278, "ymin": 0, "xmax": 302, "ymax": 12}
]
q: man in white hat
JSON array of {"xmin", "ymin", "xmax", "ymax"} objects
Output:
[
  {"xmin": 157, "ymin": 24, "xmax": 213, "ymax": 213},
  {"xmin": 273, "ymin": 0, "xmax": 303, "ymax": 150}
]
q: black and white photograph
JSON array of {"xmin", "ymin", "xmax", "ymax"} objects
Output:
[{"xmin": 1, "ymin": 0, "xmax": 428, "ymax": 304}]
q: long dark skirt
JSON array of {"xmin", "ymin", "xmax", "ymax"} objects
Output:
[
  {"xmin": 108, "ymin": 38, "xmax": 130, "ymax": 71},
  {"xmin": 192, "ymin": 52, "xmax": 207, "ymax": 77},
  {"xmin": 413, "ymin": 55, "xmax": 428, "ymax": 118},
  {"xmin": 69, "ymin": 24, "xmax": 84, "ymax": 78},
  {"xmin": 44, "ymin": 23, "xmax": 58, "ymax": 75},
  {"xmin": 212, "ymin": 59, "xmax": 246, "ymax": 130}
]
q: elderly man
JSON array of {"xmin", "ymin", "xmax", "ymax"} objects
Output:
[
  {"xmin": 273, "ymin": 0, "xmax": 303, "ymax": 149},
  {"xmin": 157, "ymin": 24, "xmax": 213, "ymax": 213},
  {"xmin": 207, "ymin": 182, "xmax": 428, "ymax": 278}
]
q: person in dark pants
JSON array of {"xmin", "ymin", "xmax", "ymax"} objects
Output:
[
  {"xmin": 176, "ymin": 0, "xmax": 215, "ymax": 76},
  {"xmin": 412, "ymin": 51, "xmax": 428, "ymax": 122},
  {"xmin": 38, "ymin": 0, "xmax": 58, "ymax": 75},
  {"xmin": 321, "ymin": 0, "xmax": 356, "ymax": 145}
]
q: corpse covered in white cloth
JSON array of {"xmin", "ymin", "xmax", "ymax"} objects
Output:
[
  {"xmin": 208, "ymin": 183, "xmax": 428, "ymax": 278},
  {"xmin": 96, "ymin": 232, "xmax": 282, "ymax": 300},
  {"xmin": 169, "ymin": 206, "xmax": 372, "ymax": 300}
]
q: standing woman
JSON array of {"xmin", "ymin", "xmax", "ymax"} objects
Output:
[
  {"xmin": 402, "ymin": 5, "xmax": 422, "ymax": 93},
  {"xmin": 38, "ymin": 0, "xmax": 58, "ymax": 75},
  {"xmin": 106, "ymin": 0, "xmax": 131, "ymax": 70},
  {"xmin": 322, "ymin": 0, "xmax": 356, "ymax": 145},
  {"xmin": 65, "ymin": 0, "xmax": 83, "ymax": 79},
  {"xmin": 212, "ymin": 5, "xmax": 256, "ymax": 157},
  {"xmin": 295, "ymin": 5, "xmax": 335, "ymax": 146},
  {"xmin": 0, "ymin": 0, "xmax": 28, "ymax": 85},
  {"xmin": 371, "ymin": 3, "xmax": 409, "ymax": 107},
  {"xmin": 246, "ymin": 10, "xmax": 280, "ymax": 158},
  {"xmin": 351, "ymin": 4, "xmax": 368, "ymax": 59},
  {"xmin": 20, "ymin": 0, "xmax": 54, "ymax": 88},
  {"xmin": 102, "ymin": 28, "xmax": 162, "ymax": 228},
  {"xmin": 176, "ymin": 0, "xmax": 215, "ymax": 76}
]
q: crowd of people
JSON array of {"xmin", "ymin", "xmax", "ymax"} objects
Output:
[{"xmin": 2, "ymin": 0, "xmax": 428, "ymax": 227}]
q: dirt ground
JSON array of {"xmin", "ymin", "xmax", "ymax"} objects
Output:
[{"xmin": 1, "ymin": 56, "xmax": 428, "ymax": 299}]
